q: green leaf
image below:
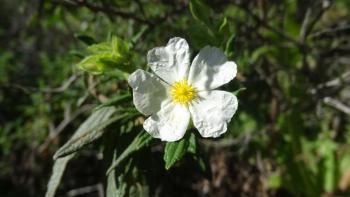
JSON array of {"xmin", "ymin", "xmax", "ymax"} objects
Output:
[
  {"xmin": 267, "ymin": 174, "xmax": 282, "ymax": 189},
  {"xmin": 87, "ymin": 36, "xmax": 129, "ymax": 57},
  {"xmin": 250, "ymin": 46, "xmax": 273, "ymax": 63},
  {"xmin": 185, "ymin": 134, "xmax": 209, "ymax": 174},
  {"xmin": 95, "ymin": 93, "xmax": 131, "ymax": 110},
  {"xmin": 323, "ymin": 152, "xmax": 336, "ymax": 192},
  {"xmin": 193, "ymin": 155, "xmax": 207, "ymax": 173},
  {"xmin": 218, "ymin": 17, "xmax": 229, "ymax": 34},
  {"xmin": 45, "ymin": 154, "xmax": 75, "ymax": 197},
  {"xmin": 130, "ymin": 25, "xmax": 149, "ymax": 46},
  {"xmin": 106, "ymin": 168, "xmax": 119, "ymax": 197},
  {"xmin": 164, "ymin": 136, "xmax": 191, "ymax": 170},
  {"xmin": 187, "ymin": 133, "xmax": 197, "ymax": 154},
  {"xmin": 106, "ymin": 131, "xmax": 153, "ymax": 174},
  {"xmin": 69, "ymin": 50, "xmax": 86, "ymax": 59},
  {"xmin": 129, "ymin": 183, "xmax": 149, "ymax": 197},
  {"xmin": 79, "ymin": 36, "xmax": 131, "ymax": 75},
  {"xmin": 87, "ymin": 42, "xmax": 111, "ymax": 54},
  {"xmin": 53, "ymin": 106, "xmax": 117, "ymax": 159},
  {"xmin": 317, "ymin": 139, "xmax": 337, "ymax": 193},
  {"xmin": 189, "ymin": 0, "xmax": 212, "ymax": 27},
  {"xmin": 187, "ymin": 22, "xmax": 218, "ymax": 48},
  {"xmin": 225, "ymin": 34, "xmax": 236, "ymax": 57},
  {"xmin": 111, "ymin": 36, "xmax": 129, "ymax": 59},
  {"xmin": 78, "ymin": 55, "xmax": 105, "ymax": 75},
  {"xmin": 75, "ymin": 34, "xmax": 96, "ymax": 45},
  {"xmin": 233, "ymin": 87, "xmax": 246, "ymax": 96},
  {"xmin": 277, "ymin": 71, "xmax": 291, "ymax": 98},
  {"xmin": 106, "ymin": 150, "xmax": 129, "ymax": 197}
]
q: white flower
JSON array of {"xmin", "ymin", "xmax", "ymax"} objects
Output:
[{"xmin": 128, "ymin": 37, "xmax": 238, "ymax": 142}]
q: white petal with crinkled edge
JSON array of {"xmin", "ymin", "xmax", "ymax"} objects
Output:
[
  {"xmin": 128, "ymin": 69, "xmax": 170, "ymax": 116},
  {"xmin": 143, "ymin": 101, "xmax": 190, "ymax": 142},
  {"xmin": 189, "ymin": 90, "xmax": 238, "ymax": 138},
  {"xmin": 147, "ymin": 37, "xmax": 191, "ymax": 84},
  {"xmin": 188, "ymin": 46, "xmax": 237, "ymax": 91}
]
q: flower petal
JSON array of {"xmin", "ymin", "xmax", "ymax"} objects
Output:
[
  {"xmin": 189, "ymin": 90, "xmax": 238, "ymax": 138},
  {"xmin": 147, "ymin": 37, "xmax": 191, "ymax": 84},
  {"xmin": 188, "ymin": 46, "xmax": 237, "ymax": 90},
  {"xmin": 143, "ymin": 102, "xmax": 190, "ymax": 142},
  {"xmin": 128, "ymin": 69, "xmax": 170, "ymax": 115}
]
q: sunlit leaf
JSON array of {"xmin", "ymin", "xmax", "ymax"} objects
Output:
[
  {"xmin": 45, "ymin": 154, "xmax": 75, "ymax": 197},
  {"xmin": 187, "ymin": 133, "xmax": 197, "ymax": 154},
  {"xmin": 107, "ymin": 131, "xmax": 153, "ymax": 174},
  {"xmin": 164, "ymin": 135, "xmax": 191, "ymax": 170},
  {"xmin": 53, "ymin": 107, "xmax": 117, "ymax": 159},
  {"xmin": 225, "ymin": 34, "xmax": 236, "ymax": 58},
  {"xmin": 267, "ymin": 173, "xmax": 282, "ymax": 189},
  {"xmin": 189, "ymin": 0, "xmax": 212, "ymax": 27}
]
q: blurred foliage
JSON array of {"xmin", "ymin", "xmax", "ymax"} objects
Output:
[{"xmin": 1, "ymin": 0, "xmax": 350, "ymax": 196}]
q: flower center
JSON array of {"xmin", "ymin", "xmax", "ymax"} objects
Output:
[{"xmin": 171, "ymin": 80, "xmax": 196, "ymax": 105}]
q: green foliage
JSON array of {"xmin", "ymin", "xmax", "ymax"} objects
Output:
[
  {"xmin": 53, "ymin": 106, "xmax": 117, "ymax": 159},
  {"xmin": 78, "ymin": 36, "xmax": 131, "ymax": 75},
  {"xmin": 46, "ymin": 106, "xmax": 117, "ymax": 197},
  {"xmin": 189, "ymin": 0, "xmax": 212, "ymax": 27},
  {"xmin": 45, "ymin": 155, "xmax": 75, "ymax": 197},
  {"xmin": 163, "ymin": 134, "xmax": 191, "ymax": 170},
  {"xmin": 106, "ymin": 131, "xmax": 153, "ymax": 175}
]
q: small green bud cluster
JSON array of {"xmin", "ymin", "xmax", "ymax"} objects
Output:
[{"xmin": 78, "ymin": 36, "xmax": 130, "ymax": 75}]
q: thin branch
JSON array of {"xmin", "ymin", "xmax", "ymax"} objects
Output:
[
  {"xmin": 299, "ymin": 8, "xmax": 312, "ymax": 43},
  {"xmin": 200, "ymin": 132, "xmax": 252, "ymax": 149},
  {"xmin": 235, "ymin": 3, "xmax": 300, "ymax": 46},
  {"xmin": 37, "ymin": 104, "xmax": 94, "ymax": 154},
  {"xmin": 135, "ymin": 0, "xmax": 146, "ymax": 18},
  {"xmin": 323, "ymin": 97, "xmax": 350, "ymax": 116},
  {"xmin": 53, "ymin": 0, "xmax": 153, "ymax": 25},
  {"xmin": 304, "ymin": 3, "xmax": 330, "ymax": 38},
  {"xmin": 66, "ymin": 183, "xmax": 104, "ymax": 197},
  {"xmin": 316, "ymin": 71, "xmax": 350, "ymax": 90},
  {"xmin": 2, "ymin": 73, "xmax": 82, "ymax": 94},
  {"xmin": 299, "ymin": 2, "xmax": 330, "ymax": 42},
  {"xmin": 310, "ymin": 24, "xmax": 350, "ymax": 40}
]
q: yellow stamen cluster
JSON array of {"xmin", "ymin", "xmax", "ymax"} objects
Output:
[{"xmin": 171, "ymin": 80, "xmax": 196, "ymax": 105}]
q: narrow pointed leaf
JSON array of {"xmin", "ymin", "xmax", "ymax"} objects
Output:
[
  {"xmin": 54, "ymin": 106, "xmax": 117, "ymax": 159},
  {"xmin": 189, "ymin": 0, "xmax": 212, "ymax": 27},
  {"xmin": 106, "ymin": 131, "xmax": 153, "ymax": 174},
  {"xmin": 187, "ymin": 133, "xmax": 197, "ymax": 154},
  {"xmin": 95, "ymin": 93, "xmax": 131, "ymax": 110},
  {"xmin": 164, "ymin": 136, "xmax": 190, "ymax": 170},
  {"xmin": 45, "ymin": 154, "xmax": 75, "ymax": 197},
  {"xmin": 75, "ymin": 34, "xmax": 96, "ymax": 45},
  {"xmin": 233, "ymin": 87, "xmax": 246, "ymax": 96}
]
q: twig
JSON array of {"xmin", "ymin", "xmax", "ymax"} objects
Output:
[
  {"xmin": 66, "ymin": 183, "xmax": 104, "ymax": 197},
  {"xmin": 316, "ymin": 71, "xmax": 350, "ymax": 90},
  {"xmin": 310, "ymin": 24, "xmax": 350, "ymax": 39},
  {"xmin": 2, "ymin": 73, "xmax": 81, "ymax": 94},
  {"xmin": 309, "ymin": 70, "xmax": 350, "ymax": 96},
  {"xmin": 299, "ymin": 1, "xmax": 331, "ymax": 42},
  {"xmin": 235, "ymin": 3, "xmax": 300, "ymax": 46},
  {"xmin": 135, "ymin": 0, "xmax": 146, "ymax": 18},
  {"xmin": 323, "ymin": 97, "xmax": 350, "ymax": 115},
  {"xmin": 305, "ymin": 4, "xmax": 329, "ymax": 37},
  {"xmin": 299, "ymin": 8, "xmax": 312, "ymax": 43},
  {"xmin": 53, "ymin": 0, "xmax": 153, "ymax": 25},
  {"xmin": 200, "ymin": 132, "xmax": 252, "ymax": 149},
  {"xmin": 37, "ymin": 104, "xmax": 94, "ymax": 154}
]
